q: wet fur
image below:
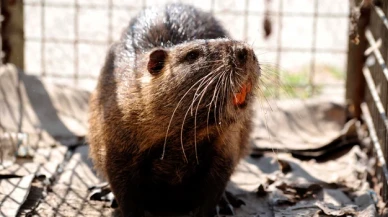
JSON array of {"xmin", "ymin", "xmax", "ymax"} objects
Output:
[{"xmin": 88, "ymin": 3, "xmax": 260, "ymax": 217}]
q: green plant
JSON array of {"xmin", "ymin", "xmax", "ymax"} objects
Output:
[{"xmin": 326, "ymin": 66, "xmax": 344, "ymax": 80}]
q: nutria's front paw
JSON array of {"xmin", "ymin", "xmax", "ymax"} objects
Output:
[
  {"xmin": 88, "ymin": 182, "xmax": 118, "ymax": 208},
  {"xmin": 215, "ymin": 191, "xmax": 245, "ymax": 216}
]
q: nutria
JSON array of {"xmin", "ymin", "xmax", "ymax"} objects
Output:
[{"xmin": 88, "ymin": 3, "xmax": 260, "ymax": 217}]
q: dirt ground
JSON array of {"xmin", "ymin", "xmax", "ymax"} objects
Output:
[{"xmin": 0, "ymin": 64, "xmax": 382, "ymax": 217}]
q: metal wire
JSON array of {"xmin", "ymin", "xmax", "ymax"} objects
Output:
[{"xmin": 22, "ymin": 0, "xmax": 350, "ymax": 93}]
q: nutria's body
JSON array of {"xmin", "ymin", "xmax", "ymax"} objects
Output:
[{"xmin": 88, "ymin": 3, "xmax": 260, "ymax": 217}]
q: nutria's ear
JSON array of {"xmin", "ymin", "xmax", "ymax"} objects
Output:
[{"xmin": 147, "ymin": 49, "xmax": 168, "ymax": 75}]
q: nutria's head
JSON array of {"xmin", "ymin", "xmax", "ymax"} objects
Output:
[{"xmin": 116, "ymin": 39, "xmax": 260, "ymax": 141}]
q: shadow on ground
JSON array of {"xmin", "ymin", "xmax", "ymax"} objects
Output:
[{"xmin": 0, "ymin": 65, "xmax": 378, "ymax": 217}]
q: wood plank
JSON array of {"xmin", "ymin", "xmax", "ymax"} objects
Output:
[
  {"xmin": 0, "ymin": 0, "xmax": 24, "ymax": 69},
  {"xmin": 0, "ymin": 64, "xmax": 89, "ymax": 147},
  {"xmin": 250, "ymin": 98, "xmax": 347, "ymax": 150},
  {"xmin": 345, "ymin": 0, "xmax": 371, "ymax": 119}
]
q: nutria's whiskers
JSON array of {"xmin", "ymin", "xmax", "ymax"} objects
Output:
[
  {"xmin": 212, "ymin": 71, "xmax": 226, "ymax": 136},
  {"xmin": 162, "ymin": 74, "xmax": 209, "ymax": 161},
  {"xmin": 192, "ymin": 71, "xmax": 221, "ymax": 164},
  {"xmin": 180, "ymin": 70, "xmax": 219, "ymax": 164}
]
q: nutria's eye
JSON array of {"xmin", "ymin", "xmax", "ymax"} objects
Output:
[{"xmin": 184, "ymin": 50, "xmax": 200, "ymax": 63}]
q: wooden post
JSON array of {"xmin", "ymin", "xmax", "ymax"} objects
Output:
[
  {"xmin": 345, "ymin": 0, "xmax": 371, "ymax": 120},
  {"xmin": 1, "ymin": 0, "xmax": 24, "ymax": 69}
]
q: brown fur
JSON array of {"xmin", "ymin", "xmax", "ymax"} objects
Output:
[{"xmin": 88, "ymin": 4, "xmax": 260, "ymax": 217}]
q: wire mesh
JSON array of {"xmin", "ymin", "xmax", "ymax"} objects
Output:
[{"xmin": 23, "ymin": 0, "xmax": 350, "ymax": 97}]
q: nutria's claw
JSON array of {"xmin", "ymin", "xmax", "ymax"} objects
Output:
[
  {"xmin": 215, "ymin": 205, "xmax": 221, "ymax": 216},
  {"xmin": 216, "ymin": 204, "xmax": 235, "ymax": 216},
  {"xmin": 110, "ymin": 197, "xmax": 118, "ymax": 208},
  {"xmin": 228, "ymin": 204, "xmax": 235, "ymax": 215},
  {"xmin": 215, "ymin": 204, "xmax": 234, "ymax": 216},
  {"xmin": 88, "ymin": 182, "xmax": 117, "ymax": 208}
]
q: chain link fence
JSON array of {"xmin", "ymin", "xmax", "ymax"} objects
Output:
[{"xmin": 23, "ymin": 0, "xmax": 349, "ymax": 98}]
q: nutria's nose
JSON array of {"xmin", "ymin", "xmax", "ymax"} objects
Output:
[{"xmin": 236, "ymin": 47, "xmax": 248, "ymax": 66}]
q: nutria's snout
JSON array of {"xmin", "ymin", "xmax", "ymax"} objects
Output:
[
  {"xmin": 227, "ymin": 43, "xmax": 257, "ymax": 68},
  {"xmin": 227, "ymin": 44, "xmax": 259, "ymax": 108},
  {"xmin": 236, "ymin": 47, "xmax": 248, "ymax": 66}
]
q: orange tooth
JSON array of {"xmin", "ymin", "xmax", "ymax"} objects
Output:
[{"xmin": 233, "ymin": 84, "xmax": 247, "ymax": 105}]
